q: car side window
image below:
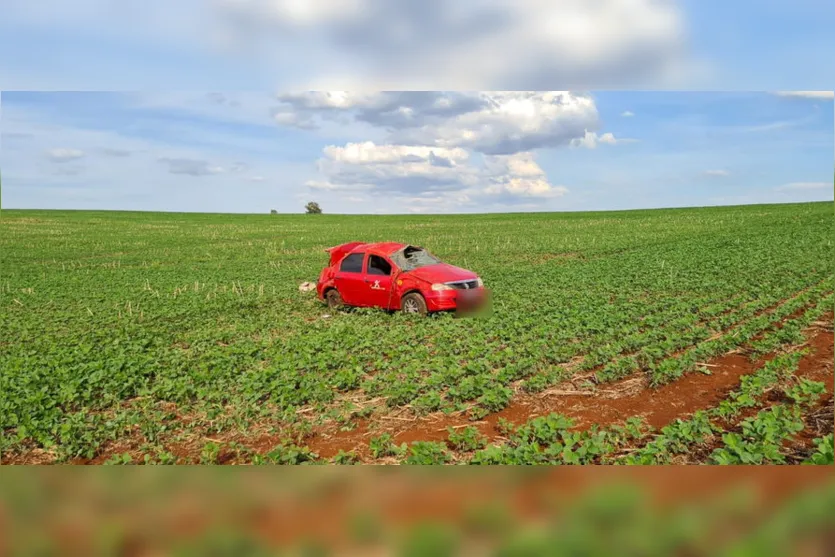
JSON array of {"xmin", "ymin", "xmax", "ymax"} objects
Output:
[
  {"xmin": 340, "ymin": 253, "xmax": 365, "ymax": 273},
  {"xmin": 367, "ymin": 255, "xmax": 392, "ymax": 276}
]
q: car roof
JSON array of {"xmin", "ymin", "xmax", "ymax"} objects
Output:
[{"xmin": 350, "ymin": 242, "xmax": 407, "ymax": 256}]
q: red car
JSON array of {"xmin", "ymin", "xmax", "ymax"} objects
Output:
[{"xmin": 316, "ymin": 242, "xmax": 486, "ymax": 315}]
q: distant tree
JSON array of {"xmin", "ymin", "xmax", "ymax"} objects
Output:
[
  {"xmin": 270, "ymin": 209, "xmax": 278, "ymax": 215},
  {"xmin": 305, "ymin": 201, "xmax": 323, "ymax": 214}
]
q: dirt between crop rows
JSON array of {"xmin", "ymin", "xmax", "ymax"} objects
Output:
[
  {"xmin": 303, "ymin": 287, "xmax": 831, "ymax": 459},
  {"xmin": 307, "ymin": 315, "xmax": 834, "ymax": 461},
  {"xmin": 3, "ymin": 314, "xmax": 831, "ymax": 466}
]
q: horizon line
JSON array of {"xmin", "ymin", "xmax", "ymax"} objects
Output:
[{"xmin": 1, "ymin": 199, "xmax": 833, "ymax": 218}]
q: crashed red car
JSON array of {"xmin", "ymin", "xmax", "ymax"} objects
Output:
[{"xmin": 317, "ymin": 242, "xmax": 486, "ymax": 315}]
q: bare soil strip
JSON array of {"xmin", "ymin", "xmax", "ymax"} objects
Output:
[
  {"xmin": 306, "ymin": 314, "xmax": 833, "ymax": 461},
  {"xmin": 303, "ymin": 284, "xmax": 832, "ymax": 449},
  {"xmin": 286, "ymin": 284, "xmax": 826, "ymax": 436},
  {"xmin": 3, "ymin": 307, "xmax": 830, "ymax": 464}
]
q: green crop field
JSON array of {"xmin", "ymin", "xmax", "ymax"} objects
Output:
[{"xmin": 1, "ymin": 202, "xmax": 833, "ymax": 465}]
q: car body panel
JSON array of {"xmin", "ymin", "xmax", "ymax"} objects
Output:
[
  {"xmin": 325, "ymin": 241, "xmax": 366, "ymax": 267},
  {"xmin": 407, "ymin": 263, "xmax": 478, "ymax": 284},
  {"xmin": 317, "ymin": 242, "xmax": 485, "ymax": 313}
]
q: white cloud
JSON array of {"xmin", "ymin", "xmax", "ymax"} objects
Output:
[
  {"xmin": 277, "ymin": 91, "xmax": 378, "ymax": 110},
  {"xmin": 774, "ymin": 181, "xmax": 830, "ymax": 191},
  {"xmin": 46, "ymin": 148, "xmax": 85, "ymax": 162},
  {"xmin": 774, "ymin": 91, "xmax": 834, "ymax": 100},
  {"xmin": 322, "ymin": 141, "xmax": 470, "ymax": 165},
  {"xmin": 216, "ymin": 0, "xmax": 692, "ymax": 89},
  {"xmin": 309, "ymin": 142, "xmax": 567, "ymax": 206},
  {"xmin": 483, "ymin": 153, "xmax": 569, "ymax": 198},
  {"xmin": 248, "ymin": 175, "xmax": 266, "ymax": 182},
  {"xmin": 276, "ymin": 91, "xmax": 603, "ymax": 155},
  {"xmin": 570, "ymin": 130, "xmax": 630, "ymax": 149},
  {"xmin": 704, "ymin": 169, "xmax": 729, "ymax": 177},
  {"xmin": 621, "ymin": 110, "xmax": 635, "ymax": 117},
  {"xmin": 396, "ymin": 92, "xmax": 600, "ymax": 154},
  {"xmin": 280, "ymin": 92, "xmax": 616, "ymax": 204},
  {"xmin": 310, "ymin": 141, "xmax": 480, "ymax": 195}
]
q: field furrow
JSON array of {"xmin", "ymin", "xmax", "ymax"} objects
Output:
[{"xmin": 1, "ymin": 202, "xmax": 832, "ymax": 464}]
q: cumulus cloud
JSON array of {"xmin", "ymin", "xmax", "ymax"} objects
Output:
[
  {"xmin": 704, "ymin": 169, "xmax": 729, "ymax": 177},
  {"xmin": 158, "ymin": 157, "xmax": 225, "ymax": 176},
  {"xmin": 621, "ymin": 110, "xmax": 635, "ymax": 117},
  {"xmin": 322, "ymin": 141, "xmax": 470, "ymax": 165},
  {"xmin": 275, "ymin": 91, "xmax": 602, "ymax": 155},
  {"xmin": 773, "ymin": 91, "xmax": 834, "ymax": 100},
  {"xmin": 483, "ymin": 153, "xmax": 569, "ymax": 198},
  {"xmin": 215, "ymin": 0, "xmax": 691, "ymax": 90},
  {"xmin": 309, "ymin": 141, "xmax": 567, "ymax": 205},
  {"xmin": 272, "ymin": 91, "xmax": 628, "ymax": 205},
  {"xmin": 46, "ymin": 148, "xmax": 85, "ymax": 162},
  {"xmin": 310, "ymin": 141, "xmax": 478, "ymax": 194},
  {"xmin": 272, "ymin": 91, "xmax": 486, "ymax": 130},
  {"xmin": 271, "ymin": 91, "xmax": 635, "ymax": 206},
  {"xmin": 570, "ymin": 130, "xmax": 630, "ymax": 149},
  {"xmin": 394, "ymin": 92, "xmax": 600, "ymax": 155}
]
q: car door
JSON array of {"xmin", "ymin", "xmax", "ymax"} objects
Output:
[
  {"xmin": 363, "ymin": 254, "xmax": 395, "ymax": 309},
  {"xmin": 334, "ymin": 252, "xmax": 367, "ymax": 306}
]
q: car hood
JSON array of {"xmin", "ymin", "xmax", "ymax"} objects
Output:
[{"xmin": 405, "ymin": 263, "xmax": 478, "ymax": 284}]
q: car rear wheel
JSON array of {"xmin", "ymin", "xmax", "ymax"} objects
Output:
[
  {"xmin": 326, "ymin": 289, "xmax": 344, "ymax": 310},
  {"xmin": 401, "ymin": 292, "xmax": 428, "ymax": 316}
]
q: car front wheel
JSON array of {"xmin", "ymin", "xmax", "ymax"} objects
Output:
[{"xmin": 401, "ymin": 292, "xmax": 428, "ymax": 316}]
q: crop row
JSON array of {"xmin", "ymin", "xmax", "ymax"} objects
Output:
[
  {"xmin": 370, "ymin": 305, "xmax": 831, "ymax": 466},
  {"xmin": 2, "ymin": 203, "xmax": 832, "ymax": 462},
  {"xmin": 645, "ymin": 289, "xmax": 832, "ymax": 387},
  {"xmin": 383, "ymin": 353, "xmax": 827, "ymax": 466},
  {"xmin": 361, "ymin": 279, "xmax": 833, "ymax": 422}
]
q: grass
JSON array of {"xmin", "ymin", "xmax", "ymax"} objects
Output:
[{"xmin": 0, "ymin": 202, "xmax": 832, "ymax": 463}]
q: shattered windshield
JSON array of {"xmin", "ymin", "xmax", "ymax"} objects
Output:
[{"xmin": 391, "ymin": 246, "xmax": 442, "ymax": 271}]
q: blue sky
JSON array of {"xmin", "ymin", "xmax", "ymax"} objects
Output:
[
  {"xmin": 0, "ymin": 1, "xmax": 833, "ymax": 214},
  {"xmin": 2, "ymin": 91, "xmax": 832, "ymax": 214}
]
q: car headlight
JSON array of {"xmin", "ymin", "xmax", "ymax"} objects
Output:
[
  {"xmin": 431, "ymin": 283, "xmax": 454, "ymax": 291},
  {"xmin": 476, "ymin": 278, "xmax": 484, "ymax": 287}
]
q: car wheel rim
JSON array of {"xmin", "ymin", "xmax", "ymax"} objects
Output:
[{"xmin": 404, "ymin": 299, "xmax": 418, "ymax": 313}]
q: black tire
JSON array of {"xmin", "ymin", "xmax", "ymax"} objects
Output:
[
  {"xmin": 401, "ymin": 292, "xmax": 428, "ymax": 316},
  {"xmin": 326, "ymin": 289, "xmax": 344, "ymax": 310}
]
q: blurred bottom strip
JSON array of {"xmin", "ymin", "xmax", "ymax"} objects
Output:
[{"xmin": 1, "ymin": 467, "xmax": 834, "ymax": 556}]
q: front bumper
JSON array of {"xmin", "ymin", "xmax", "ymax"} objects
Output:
[{"xmin": 425, "ymin": 287, "xmax": 487, "ymax": 312}]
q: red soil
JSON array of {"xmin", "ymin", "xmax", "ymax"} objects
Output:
[{"xmin": 306, "ymin": 316, "xmax": 833, "ymax": 461}]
